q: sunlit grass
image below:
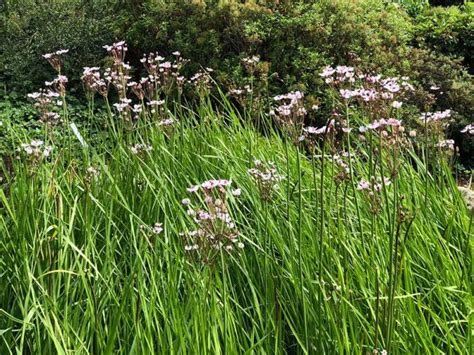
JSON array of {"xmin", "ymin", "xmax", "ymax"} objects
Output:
[{"xmin": 0, "ymin": 98, "xmax": 471, "ymax": 353}]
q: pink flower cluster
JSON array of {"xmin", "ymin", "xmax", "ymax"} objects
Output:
[
  {"xmin": 140, "ymin": 50, "xmax": 188, "ymax": 96},
  {"xmin": 43, "ymin": 49, "xmax": 69, "ymax": 72},
  {"xmin": 303, "ymin": 119, "xmax": 336, "ymax": 136},
  {"xmin": 45, "ymin": 75, "xmax": 68, "ymax": 96},
  {"xmin": 27, "ymin": 89, "xmax": 62, "ymax": 125},
  {"xmin": 189, "ymin": 68, "xmax": 213, "ymax": 96},
  {"xmin": 81, "ymin": 67, "xmax": 108, "ymax": 97},
  {"xmin": 359, "ymin": 118, "xmax": 403, "ymax": 133},
  {"xmin": 320, "ymin": 65, "xmax": 355, "ymax": 84},
  {"xmin": 357, "ymin": 176, "xmax": 391, "ymax": 195},
  {"xmin": 270, "ymin": 91, "xmax": 306, "ymax": 140},
  {"xmin": 27, "ymin": 49, "xmax": 70, "ymax": 125},
  {"xmin": 419, "ymin": 110, "xmax": 452, "ymax": 124},
  {"xmin": 181, "ymin": 179, "xmax": 243, "ymax": 261},
  {"xmin": 335, "ymin": 76, "xmax": 412, "ymax": 103},
  {"xmin": 461, "ymin": 123, "xmax": 474, "ymax": 135},
  {"xmin": 248, "ymin": 160, "xmax": 283, "ymax": 201},
  {"xmin": 103, "ymin": 41, "xmax": 128, "ymax": 65},
  {"xmin": 18, "ymin": 140, "xmax": 53, "ymax": 165}
]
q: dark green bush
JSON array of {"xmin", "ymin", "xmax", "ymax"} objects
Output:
[
  {"xmin": 0, "ymin": 0, "xmax": 116, "ymax": 95},
  {"xmin": 429, "ymin": 0, "xmax": 465, "ymax": 6},
  {"xmin": 414, "ymin": 4, "xmax": 474, "ymax": 71},
  {"xmin": 122, "ymin": 1, "xmax": 415, "ymax": 98}
]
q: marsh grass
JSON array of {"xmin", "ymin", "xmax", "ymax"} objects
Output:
[{"xmin": 0, "ymin": 97, "xmax": 471, "ymax": 354}]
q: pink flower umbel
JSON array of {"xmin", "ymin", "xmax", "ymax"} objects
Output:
[
  {"xmin": 43, "ymin": 49, "xmax": 69, "ymax": 72},
  {"xmin": 181, "ymin": 179, "xmax": 244, "ymax": 264},
  {"xmin": 357, "ymin": 176, "xmax": 391, "ymax": 214},
  {"xmin": 271, "ymin": 91, "xmax": 307, "ymax": 142},
  {"xmin": 461, "ymin": 123, "xmax": 474, "ymax": 135},
  {"xmin": 248, "ymin": 160, "xmax": 283, "ymax": 202}
]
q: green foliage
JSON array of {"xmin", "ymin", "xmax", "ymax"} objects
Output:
[
  {"xmin": 121, "ymin": 0, "xmax": 416, "ymax": 99},
  {"xmin": 0, "ymin": 0, "xmax": 116, "ymax": 94},
  {"xmin": 414, "ymin": 4, "xmax": 474, "ymax": 71},
  {"xmin": 0, "ymin": 0, "xmax": 472, "ymax": 164},
  {"xmin": 0, "ymin": 98, "xmax": 471, "ymax": 353},
  {"xmin": 396, "ymin": 0, "xmax": 431, "ymax": 17}
]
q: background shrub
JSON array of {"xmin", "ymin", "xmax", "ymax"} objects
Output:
[
  {"xmin": 1, "ymin": 0, "xmax": 473, "ymax": 165},
  {"xmin": 0, "ymin": 0, "xmax": 116, "ymax": 94},
  {"xmin": 413, "ymin": 4, "xmax": 473, "ymax": 72}
]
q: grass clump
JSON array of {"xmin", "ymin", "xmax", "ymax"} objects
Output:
[{"xmin": 0, "ymin": 40, "xmax": 472, "ymax": 354}]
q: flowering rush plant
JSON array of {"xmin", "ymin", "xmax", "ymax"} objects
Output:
[
  {"xmin": 181, "ymin": 179, "xmax": 243, "ymax": 264},
  {"xmin": 27, "ymin": 49, "xmax": 69, "ymax": 127},
  {"xmin": 357, "ymin": 176, "xmax": 391, "ymax": 215},
  {"xmin": 270, "ymin": 91, "xmax": 307, "ymax": 142},
  {"xmin": 461, "ymin": 123, "xmax": 474, "ymax": 135},
  {"xmin": 248, "ymin": 159, "xmax": 283, "ymax": 202},
  {"xmin": 320, "ymin": 65, "xmax": 415, "ymax": 123},
  {"xmin": 17, "ymin": 140, "xmax": 53, "ymax": 168},
  {"xmin": 43, "ymin": 49, "xmax": 69, "ymax": 72}
]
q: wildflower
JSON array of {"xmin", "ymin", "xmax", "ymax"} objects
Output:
[
  {"xmin": 82, "ymin": 67, "xmax": 108, "ymax": 97},
  {"xmin": 461, "ymin": 123, "xmax": 474, "ymax": 135},
  {"xmin": 27, "ymin": 88, "xmax": 63, "ymax": 125},
  {"xmin": 20, "ymin": 140, "xmax": 53, "ymax": 165},
  {"xmin": 358, "ymin": 89, "xmax": 377, "ymax": 102},
  {"xmin": 302, "ymin": 120, "xmax": 337, "ymax": 150},
  {"xmin": 232, "ymin": 188, "xmax": 241, "ymax": 196},
  {"xmin": 201, "ymin": 179, "xmax": 232, "ymax": 191},
  {"xmin": 189, "ymin": 69, "xmax": 212, "ymax": 96},
  {"xmin": 187, "ymin": 185, "xmax": 199, "ymax": 193},
  {"xmin": 436, "ymin": 139, "xmax": 455, "ymax": 150},
  {"xmin": 419, "ymin": 110, "xmax": 452, "ymax": 124},
  {"xmin": 357, "ymin": 179, "xmax": 371, "ymax": 191},
  {"xmin": 113, "ymin": 102, "xmax": 130, "ymax": 113},
  {"xmin": 181, "ymin": 179, "xmax": 243, "ymax": 263},
  {"xmin": 158, "ymin": 118, "xmax": 175, "ymax": 126},
  {"xmin": 319, "ymin": 65, "xmax": 335, "ymax": 78},
  {"xmin": 85, "ymin": 166, "xmax": 100, "ymax": 185},
  {"xmin": 152, "ymin": 223, "xmax": 163, "ymax": 235},
  {"xmin": 248, "ymin": 160, "xmax": 283, "ymax": 202},
  {"xmin": 382, "ymin": 80, "xmax": 400, "ymax": 93},
  {"xmin": 333, "ymin": 154, "xmax": 350, "ymax": 184},
  {"xmin": 357, "ymin": 176, "xmax": 391, "ymax": 192},
  {"xmin": 340, "ymin": 89, "xmax": 356, "ymax": 100},
  {"xmin": 103, "ymin": 41, "xmax": 128, "ymax": 65},
  {"xmin": 242, "ymin": 55, "xmax": 260, "ymax": 74},
  {"xmin": 130, "ymin": 143, "xmax": 153, "ymax": 155},
  {"xmin": 391, "ymin": 101, "xmax": 403, "ymax": 109},
  {"xmin": 43, "ymin": 49, "xmax": 68, "ymax": 71},
  {"xmin": 182, "ymin": 198, "xmax": 191, "ymax": 206},
  {"xmin": 357, "ymin": 176, "xmax": 391, "ymax": 214},
  {"xmin": 271, "ymin": 91, "xmax": 306, "ymax": 142}
]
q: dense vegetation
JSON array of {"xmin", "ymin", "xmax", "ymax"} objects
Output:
[
  {"xmin": 1, "ymin": 0, "xmax": 473, "ymax": 165},
  {"xmin": 0, "ymin": 1, "xmax": 472, "ymax": 353}
]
